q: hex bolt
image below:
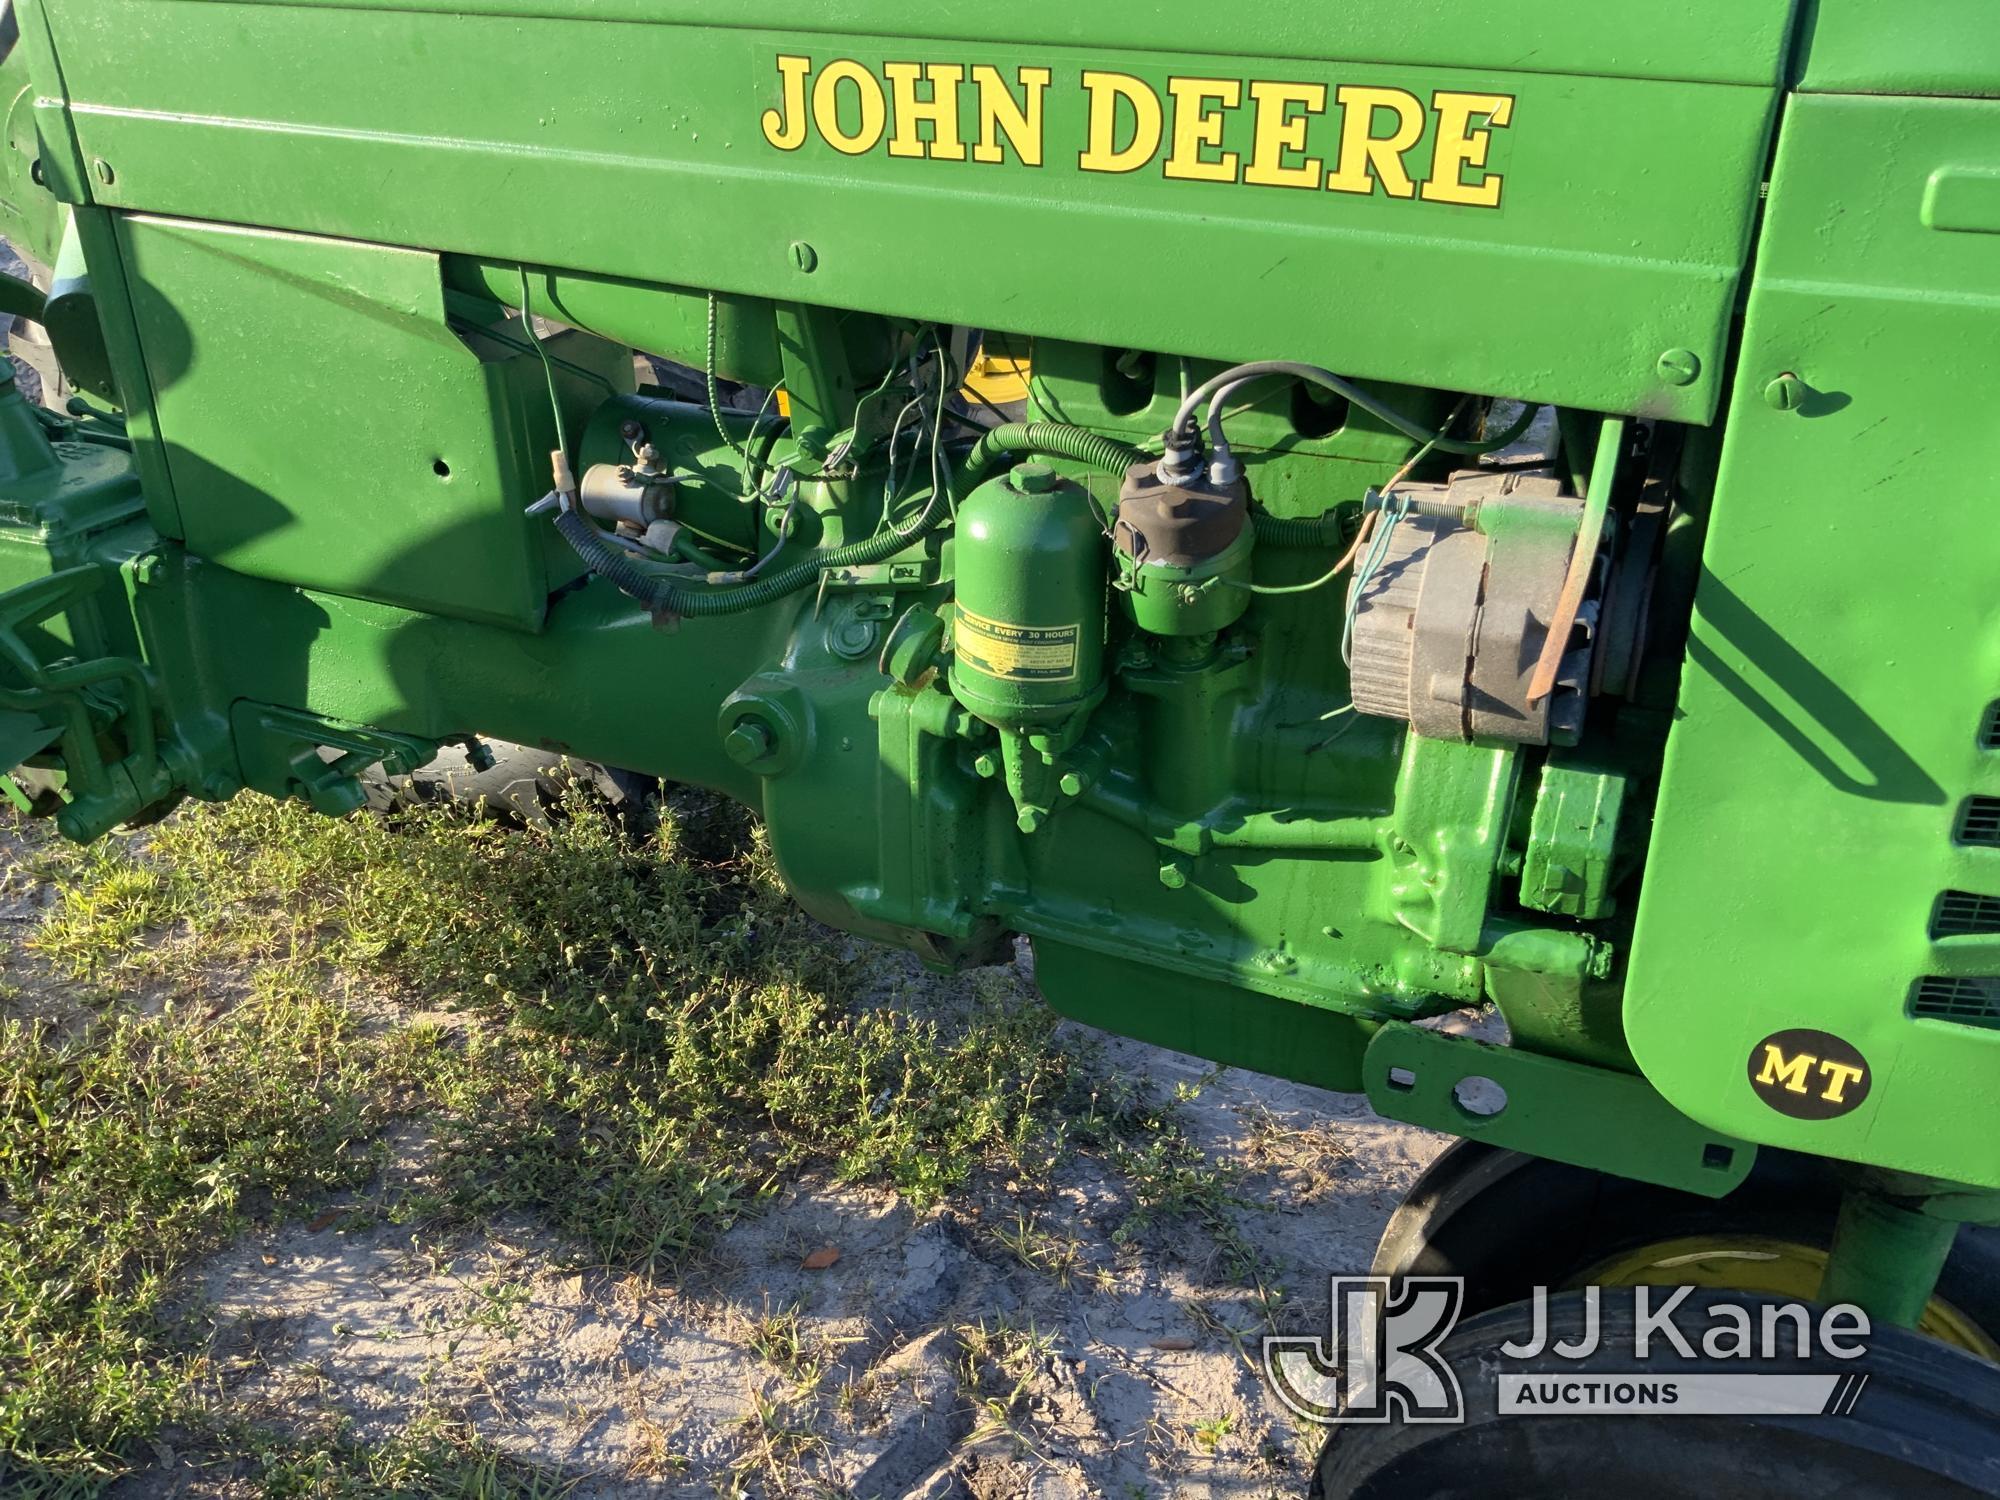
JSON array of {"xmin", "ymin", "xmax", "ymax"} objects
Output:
[
  {"xmin": 790, "ymin": 241, "xmax": 819, "ymax": 274},
  {"xmin": 1058, "ymin": 770, "xmax": 1085, "ymax": 798},
  {"xmin": 1017, "ymin": 806, "xmax": 1045, "ymax": 834},
  {"xmin": 1764, "ymin": 373, "xmax": 1806, "ymax": 413},
  {"xmin": 619, "ymin": 419, "xmax": 647, "ymax": 444},
  {"xmin": 829, "ymin": 615, "xmax": 880, "ymax": 660},
  {"xmin": 1011, "ymin": 462, "xmax": 1059, "ymax": 494},
  {"xmin": 972, "ymin": 750, "xmax": 1000, "ymax": 779},
  {"xmin": 723, "ymin": 716, "xmax": 775, "ymax": 767},
  {"xmin": 1655, "ymin": 348, "xmax": 1702, "ymax": 387}
]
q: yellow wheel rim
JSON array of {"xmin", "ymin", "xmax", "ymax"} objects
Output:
[{"xmin": 1572, "ymin": 1235, "xmax": 2000, "ymax": 1362}]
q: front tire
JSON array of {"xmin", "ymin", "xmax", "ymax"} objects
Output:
[{"xmin": 1373, "ymin": 1142, "xmax": 2000, "ymax": 1359}]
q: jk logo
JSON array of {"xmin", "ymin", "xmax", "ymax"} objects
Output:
[{"xmin": 1263, "ymin": 1277, "xmax": 1465, "ymax": 1425}]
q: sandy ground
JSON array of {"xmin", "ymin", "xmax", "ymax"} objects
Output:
[
  {"xmin": 134, "ymin": 1021, "xmax": 1451, "ymax": 1499},
  {"xmin": 3, "ymin": 815, "xmax": 1461, "ymax": 1500}
]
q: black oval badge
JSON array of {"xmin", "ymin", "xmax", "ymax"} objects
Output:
[{"xmin": 1747, "ymin": 1029, "xmax": 1872, "ymax": 1120}]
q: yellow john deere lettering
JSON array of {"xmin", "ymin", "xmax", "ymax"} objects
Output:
[{"xmin": 761, "ymin": 57, "xmax": 1512, "ymax": 207}]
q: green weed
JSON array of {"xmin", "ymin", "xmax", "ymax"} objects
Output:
[{"xmin": 2, "ymin": 780, "xmax": 1254, "ymax": 1490}]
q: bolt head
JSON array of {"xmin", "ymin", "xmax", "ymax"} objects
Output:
[
  {"xmin": 1016, "ymin": 806, "xmax": 1045, "ymax": 834},
  {"xmin": 1158, "ymin": 859, "xmax": 1189, "ymax": 890},
  {"xmin": 972, "ymin": 751, "xmax": 1000, "ymax": 779},
  {"xmin": 1058, "ymin": 771, "xmax": 1084, "ymax": 797},
  {"xmin": 790, "ymin": 241, "xmax": 819, "ymax": 273},
  {"xmin": 92, "ymin": 158, "xmax": 114, "ymax": 186},
  {"xmin": 1656, "ymin": 348, "xmax": 1702, "ymax": 387},
  {"xmin": 1012, "ymin": 462, "xmax": 1060, "ymax": 495},
  {"xmin": 1763, "ymin": 373, "xmax": 1806, "ymax": 412},
  {"xmin": 829, "ymin": 615, "xmax": 880, "ymax": 661},
  {"xmin": 723, "ymin": 717, "xmax": 775, "ymax": 767}
]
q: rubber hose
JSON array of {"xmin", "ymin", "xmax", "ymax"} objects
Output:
[
  {"xmin": 556, "ymin": 421, "xmax": 1140, "ymax": 618},
  {"xmin": 555, "ymin": 507, "xmax": 674, "ymax": 609},
  {"xmin": 1250, "ymin": 512, "xmax": 1350, "ymax": 549},
  {"xmin": 960, "ymin": 422, "xmax": 1144, "ymax": 488},
  {"xmin": 558, "ymin": 482, "xmax": 953, "ymax": 619}
]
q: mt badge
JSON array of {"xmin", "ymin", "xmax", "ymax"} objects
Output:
[{"xmin": 1747, "ymin": 1029, "xmax": 1872, "ymax": 1121}]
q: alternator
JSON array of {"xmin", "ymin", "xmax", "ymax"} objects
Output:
[{"xmin": 1346, "ymin": 471, "xmax": 1596, "ymax": 746}]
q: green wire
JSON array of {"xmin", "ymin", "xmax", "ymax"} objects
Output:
[
  {"xmin": 875, "ymin": 327, "xmax": 961, "ymax": 538},
  {"xmin": 517, "ymin": 266, "xmax": 568, "ymax": 475},
  {"xmin": 1341, "ymin": 490, "xmax": 1413, "ymax": 663},
  {"xmin": 703, "ymin": 291, "xmax": 761, "ymax": 470},
  {"xmin": 1226, "ymin": 423, "xmax": 1451, "ymax": 598},
  {"xmin": 1236, "ymin": 543, "xmax": 1359, "ymax": 597}
]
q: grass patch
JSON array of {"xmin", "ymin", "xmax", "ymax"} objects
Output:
[
  {"xmin": 209, "ymin": 1411, "xmax": 573, "ymax": 1499},
  {"xmin": 25, "ymin": 790, "xmax": 1086, "ymax": 1228},
  {"xmin": 3, "ymin": 780, "xmax": 1262, "ymax": 1490},
  {"xmin": 0, "ymin": 991, "xmax": 395, "ymax": 1492},
  {"xmin": 2, "ymin": 788, "xmax": 1094, "ymax": 1486}
]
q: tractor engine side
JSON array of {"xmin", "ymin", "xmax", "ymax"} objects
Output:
[{"xmin": 0, "ymin": 0, "xmax": 1996, "ymax": 1344}]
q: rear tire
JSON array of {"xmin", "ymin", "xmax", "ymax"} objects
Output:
[{"xmin": 357, "ymin": 741, "xmax": 659, "ymax": 830}]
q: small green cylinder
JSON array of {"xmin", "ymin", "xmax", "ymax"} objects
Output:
[
  {"xmin": 949, "ymin": 465, "xmax": 1105, "ymax": 731},
  {"xmin": 1115, "ymin": 526, "xmax": 1254, "ymax": 637}
]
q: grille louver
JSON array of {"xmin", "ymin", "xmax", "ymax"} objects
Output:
[
  {"xmin": 1958, "ymin": 797, "xmax": 2000, "ymax": 848},
  {"xmin": 1933, "ymin": 891, "xmax": 2000, "ymax": 939},
  {"xmin": 1911, "ymin": 975, "xmax": 2000, "ymax": 1029}
]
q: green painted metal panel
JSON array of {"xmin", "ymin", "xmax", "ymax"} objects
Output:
[
  {"xmin": 116, "ymin": 216, "xmax": 622, "ymax": 630},
  {"xmin": 39, "ymin": 0, "xmax": 1781, "ymax": 423},
  {"xmin": 1626, "ymin": 92, "xmax": 2000, "ymax": 1190},
  {"xmin": 1364, "ymin": 1023, "xmax": 1755, "ymax": 1198},
  {"xmin": 1037, "ymin": 938, "xmax": 1375, "ymax": 1094},
  {"xmin": 1798, "ymin": 0, "xmax": 2000, "ymax": 98},
  {"xmin": 108, "ymin": 0, "xmax": 1800, "ymax": 87}
]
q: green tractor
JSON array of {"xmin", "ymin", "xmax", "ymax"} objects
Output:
[{"xmin": 0, "ymin": 0, "xmax": 1995, "ymax": 1490}]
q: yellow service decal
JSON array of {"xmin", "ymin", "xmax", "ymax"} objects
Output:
[
  {"xmin": 1747, "ymin": 1029, "xmax": 1871, "ymax": 1121},
  {"xmin": 760, "ymin": 57, "xmax": 1512, "ymax": 208},
  {"xmin": 956, "ymin": 607, "xmax": 1079, "ymax": 683}
]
